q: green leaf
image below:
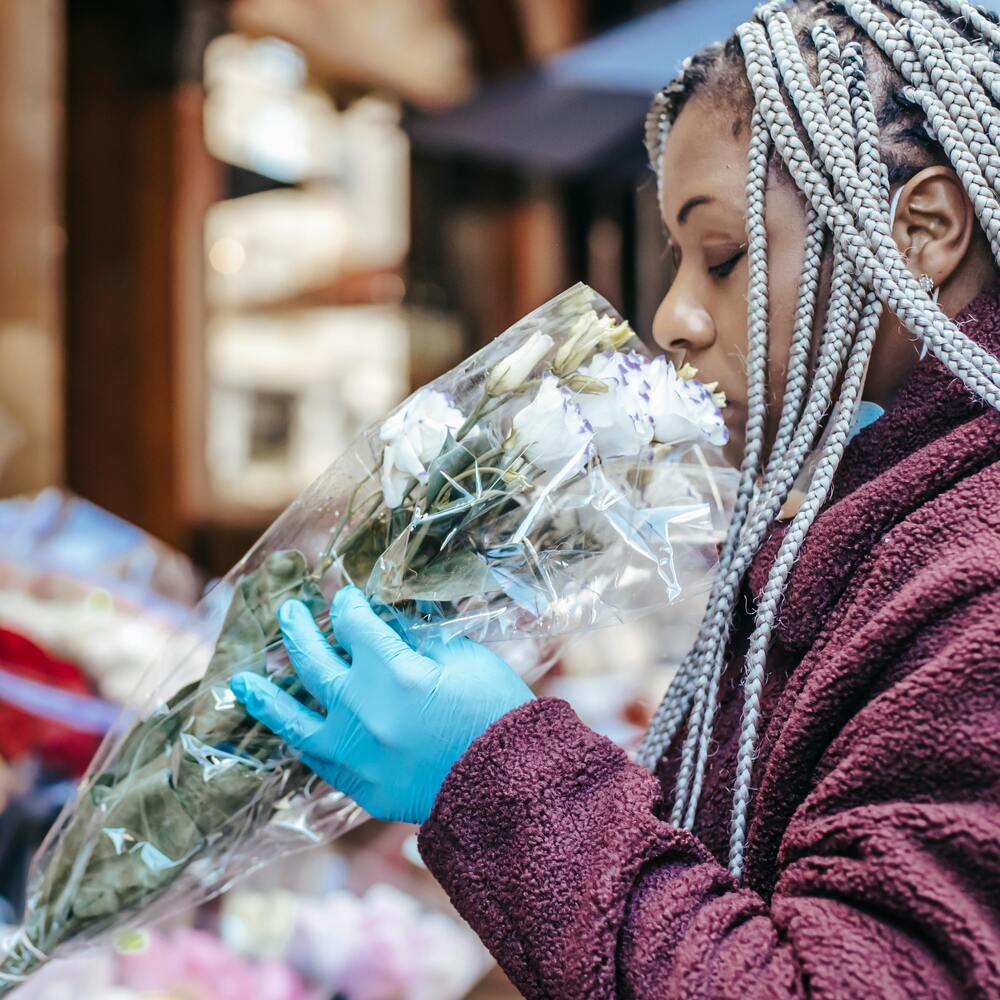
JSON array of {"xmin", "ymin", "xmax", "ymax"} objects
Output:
[
  {"xmin": 426, "ymin": 434, "xmax": 491, "ymax": 508},
  {"xmin": 190, "ymin": 550, "xmax": 324, "ymax": 745},
  {"xmin": 169, "ymin": 734, "xmax": 273, "ymax": 836},
  {"xmin": 341, "ymin": 516, "xmax": 389, "ymax": 587},
  {"xmin": 74, "ymin": 756, "xmax": 204, "ymax": 919},
  {"xmin": 207, "ymin": 550, "xmax": 325, "ymax": 680},
  {"xmin": 106, "ymin": 679, "xmax": 199, "ymax": 780}
]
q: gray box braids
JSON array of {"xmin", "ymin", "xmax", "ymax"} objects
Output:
[{"xmin": 638, "ymin": 0, "xmax": 1000, "ymax": 881}]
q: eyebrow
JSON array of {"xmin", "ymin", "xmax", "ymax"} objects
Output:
[{"xmin": 677, "ymin": 195, "xmax": 714, "ymax": 226}]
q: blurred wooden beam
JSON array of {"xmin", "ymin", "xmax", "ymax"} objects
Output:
[
  {"xmin": 63, "ymin": 0, "xmax": 218, "ymax": 547},
  {"xmin": 0, "ymin": 0, "xmax": 64, "ymax": 496}
]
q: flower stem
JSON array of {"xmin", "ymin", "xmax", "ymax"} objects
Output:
[
  {"xmin": 313, "ymin": 490, "xmax": 384, "ymax": 578},
  {"xmin": 456, "ymin": 390, "xmax": 489, "ymax": 441},
  {"xmin": 320, "ymin": 478, "xmax": 371, "ymax": 562}
]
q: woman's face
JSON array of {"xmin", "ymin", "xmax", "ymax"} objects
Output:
[{"xmin": 653, "ymin": 93, "xmax": 817, "ymax": 464}]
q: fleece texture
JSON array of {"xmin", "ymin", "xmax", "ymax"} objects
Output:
[{"xmin": 418, "ymin": 283, "xmax": 1000, "ymax": 999}]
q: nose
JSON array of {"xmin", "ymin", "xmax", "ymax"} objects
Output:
[{"xmin": 652, "ymin": 280, "xmax": 716, "ymax": 355}]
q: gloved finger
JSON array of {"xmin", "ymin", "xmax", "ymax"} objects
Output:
[
  {"xmin": 231, "ymin": 672, "xmax": 325, "ymax": 753},
  {"xmin": 373, "ymin": 602, "xmax": 421, "ymax": 646},
  {"xmin": 278, "ymin": 599, "xmax": 349, "ymax": 706},
  {"xmin": 378, "ymin": 606, "xmax": 448, "ymax": 654},
  {"xmin": 300, "ymin": 752, "xmax": 376, "ymax": 814},
  {"xmin": 330, "ymin": 586, "xmax": 416, "ymax": 668},
  {"xmin": 298, "ymin": 752, "xmax": 333, "ymax": 786},
  {"xmin": 299, "ymin": 751, "xmax": 347, "ymax": 790}
]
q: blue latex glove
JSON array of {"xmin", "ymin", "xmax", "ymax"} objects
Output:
[{"xmin": 230, "ymin": 586, "xmax": 535, "ymax": 824}]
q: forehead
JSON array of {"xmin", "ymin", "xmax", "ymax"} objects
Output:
[{"xmin": 659, "ymin": 95, "xmax": 750, "ymax": 227}]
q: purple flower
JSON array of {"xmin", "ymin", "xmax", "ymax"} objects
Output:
[
  {"xmin": 646, "ymin": 357, "xmax": 729, "ymax": 447},
  {"xmin": 573, "ymin": 351, "xmax": 655, "ymax": 458},
  {"xmin": 571, "ymin": 352, "xmax": 728, "ymax": 454}
]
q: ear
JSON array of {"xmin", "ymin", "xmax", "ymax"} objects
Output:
[{"xmin": 890, "ymin": 166, "xmax": 976, "ymax": 292}]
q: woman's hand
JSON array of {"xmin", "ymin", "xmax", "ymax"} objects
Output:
[{"xmin": 230, "ymin": 586, "xmax": 534, "ymax": 824}]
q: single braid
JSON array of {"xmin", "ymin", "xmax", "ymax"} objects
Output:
[
  {"xmin": 763, "ymin": 207, "xmax": 826, "ymax": 476},
  {"xmin": 813, "ymin": 21, "xmax": 854, "ymax": 149}
]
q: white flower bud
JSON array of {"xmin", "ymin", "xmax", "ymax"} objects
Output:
[
  {"xmin": 552, "ymin": 310, "xmax": 635, "ymax": 375},
  {"xmin": 485, "ymin": 331, "xmax": 554, "ymax": 396}
]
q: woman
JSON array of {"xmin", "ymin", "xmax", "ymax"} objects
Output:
[{"xmin": 231, "ymin": 0, "xmax": 1000, "ymax": 995}]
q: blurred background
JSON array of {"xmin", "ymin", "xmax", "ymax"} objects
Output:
[
  {"xmin": 0, "ymin": 1, "xmax": 754, "ymax": 997},
  {"xmin": 0, "ymin": 0, "xmax": 731, "ymax": 570}
]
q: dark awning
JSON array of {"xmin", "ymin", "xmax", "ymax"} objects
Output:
[{"xmin": 406, "ymin": 0, "xmax": 756, "ymax": 177}]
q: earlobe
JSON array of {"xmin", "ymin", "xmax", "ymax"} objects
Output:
[{"xmin": 890, "ymin": 166, "xmax": 975, "ymax": 291}]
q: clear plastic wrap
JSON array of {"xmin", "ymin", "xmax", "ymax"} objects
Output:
[{"xmin": 0, "ymin": 284, "xmax": 736, "ymax": 992}]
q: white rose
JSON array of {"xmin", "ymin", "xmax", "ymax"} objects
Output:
[
  {"xmin": 379, "ymin": 389, "xmax": 465, "ymax": 507},
  {"xmin": 486, "ymin": 331, "xmax": 554, "ymax": 395},
  {"xmin": 575, "ymin": 351, "xmax": 655, "ymax": 458},
  {"xmin": 511, "ymin": 373, "xmax": 595, "ymax": 476}
]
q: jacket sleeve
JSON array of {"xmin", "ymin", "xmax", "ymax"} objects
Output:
[{"xmin": 417, "ymin": 592, "xmax": 1000, "ymax": 999}]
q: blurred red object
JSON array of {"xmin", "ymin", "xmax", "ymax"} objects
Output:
[{"xmin": 0, "ymin": 628, "xmax": 102, "ymax": 775}]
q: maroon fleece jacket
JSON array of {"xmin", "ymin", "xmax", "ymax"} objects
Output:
[{"xmin": 418, "ymin": 284, "xmax": 1000, "ymax": 999}]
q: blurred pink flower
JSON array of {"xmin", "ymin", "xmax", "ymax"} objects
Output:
[
  {"xmin": 115, "ymin": 928, "xmax": 315, "ymax": 1000},
  {"xmin": 280, "ymin": 884, "xmax": 487, "ymax": 1000}
]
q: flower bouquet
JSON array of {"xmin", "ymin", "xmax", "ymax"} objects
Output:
[{"xmin": 0, "ymin": 284, "xmax": 734, "ymax": 993}]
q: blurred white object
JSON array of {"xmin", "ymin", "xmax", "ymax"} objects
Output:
[
  {"xmin": 204, "ymin": 35, "xmax": 336, "ymax": 184},
  {"xmin": 206, "ymin": 307, "xmax": 409, "ymax": 509},
  {"xmin": 336, "ymin": 96, "xmax": 410, "ymax": 270},
  {"xmin": 203, "ymin": 35, "xmax": 409, "ymax": 273},
  {"xmin": 222, "ymin": 883, "xmax": 490, "ymax": 1000},
  {"xmin": 205, "ymin": 189, "xmax": 351, "ymax": 308}
]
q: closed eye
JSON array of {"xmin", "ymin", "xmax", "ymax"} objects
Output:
[{"xmin": 708, "ymin": 248, "xmax": 746, "ymax": 280}]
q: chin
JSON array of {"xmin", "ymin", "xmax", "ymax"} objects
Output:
[
  {"xmin": 722, "ymin": 437, "xmax": 745, "ymax": 468},
  {"xmin": 719, "ymin": 403, "xmax": 746, "ymax": 468}
]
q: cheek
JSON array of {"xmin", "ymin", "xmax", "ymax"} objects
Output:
[{"xmin": 762, "ymin": 187, "xmax": 811, "ymax": 428}]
